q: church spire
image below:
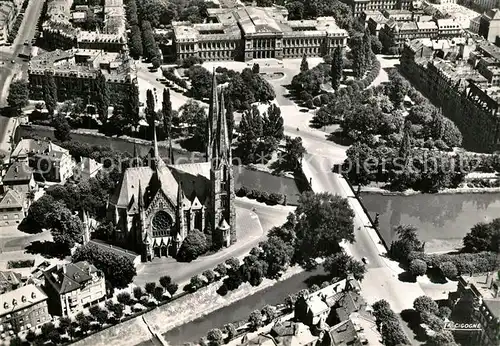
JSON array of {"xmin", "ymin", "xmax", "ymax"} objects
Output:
[
  {"xmin": 150, "ymin": 121, "xmax": 165, "ymax": 169},
  {"xmin": 207, "ymin": 68, "xmax": 218, "ymax": 162},
  {"xmin": 169, "ymin": 137, "xmax": 174, "ymax": 164},
  {"xmin": 177, "ymin": 181, "xmax": 184, "ymax": 205},
  {"xmin": 138, "ymin": 181, "xmax": 143, "ymax": 210}
]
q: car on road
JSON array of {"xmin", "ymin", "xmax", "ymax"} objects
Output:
[
  {"xmin": 361, "ymin": 257, "xmax": 369, "ymax": 264},
  {"xmin": 11, "ymin": 60, "xmax": 15, "ymax": 63},
  {"xmin": 23, "ymin": 40, "xmax": 29, "ymax": 46}
]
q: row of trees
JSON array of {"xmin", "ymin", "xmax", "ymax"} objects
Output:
[
  {"xmin": 372, "ymin": 300, "xmax": 410, "ymax": 346},
  {"xmin": 412, "ymin": 296, "xmax": 458, "ymax": 346}
]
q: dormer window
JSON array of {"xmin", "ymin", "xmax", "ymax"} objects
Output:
[
  {"xmin": 21, "ymin": 296, "xmax": 26, "ymax": 303},
  {"xmin": 12, "ymin": 299, "xmax": 17, "ymax": 306},
  {"xmin": 4, "ymin": 302, "xmax": 8, "ymax": 309},
  {"xmin": 31, "ymin": 292, "xmax": 36, "ymax": 299}
]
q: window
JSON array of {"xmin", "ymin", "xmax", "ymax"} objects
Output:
[{"xmin": 151, "ymin": 211, "xmax": 172, "ymax": 237}]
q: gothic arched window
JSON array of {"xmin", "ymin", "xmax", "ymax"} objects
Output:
[{"xmin": 151, "ymin": 211, "xmax": 172, "ymax": 237}]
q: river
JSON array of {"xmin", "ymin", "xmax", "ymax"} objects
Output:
[
  {"xmin": 360, "ymin": 192, "xmax": 500, "ymax": 252},
  {"xmin": 161, "ymin": 267, "xmax": 326, "ymax": 346}
]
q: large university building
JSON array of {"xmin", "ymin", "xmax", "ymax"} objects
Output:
[
  {"xmin": 108, "ymin": 73, "xmax": 236, "ymax": 261},
  {"xmin": 171, "ymin": 6, "xmax": 348, "ymax": 62}
]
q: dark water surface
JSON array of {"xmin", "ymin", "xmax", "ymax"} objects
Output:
[{"xmin": 360, "ymin": 192, "xmax": 500, "ymax": 245}]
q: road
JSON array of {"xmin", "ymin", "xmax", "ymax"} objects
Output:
[{"xmin": 0, "ymin": 0, "xmax": 45, "ymax": 156}]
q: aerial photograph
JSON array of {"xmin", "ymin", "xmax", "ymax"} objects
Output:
[{"xmin": 0, "ymin": 0, "xmax": 498, "ymax": 345}]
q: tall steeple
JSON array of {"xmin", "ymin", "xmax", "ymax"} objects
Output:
[
  {"xmin": 207, "ymin": 68, "xmax": 218, "ymax": 162},
  {"xmin": 149, "ymin": 121, "xmax": 165, "ymax": 169},
  {"xmin": 212, "ymin": 88, "xmax": 229, "ymax": 164}
]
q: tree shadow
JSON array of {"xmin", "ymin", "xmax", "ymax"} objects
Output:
[
  {"xmin": 426, "ymin": 267, "xmax": 448, "ymax": 284},
  {"xmin": 25, "ymin": 240, "xmax": 68, "ymax": 259},
  {"xmin": 398, "ymin": 271, "xmax": 417, "ymax": 283},
  {"xmin": 326, "ymin": 131, "xmax": 353, "ymax": 146},
  {"xmin": 303, "ymin": 274, "xmax": 331, "ymax": 288},
  {"xmin": 400, "ymin": 309, "xmax": 427, "ymax": 342},
  {"xmin": 17, "ymin": 217, "xmax": 43, "ymax": 234}
]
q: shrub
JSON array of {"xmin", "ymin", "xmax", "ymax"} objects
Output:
[
  {"xmin": 203, "ymin": 269, "xmax": 216, "ymax": 283},
  {"xmin": 214, "ymin": 263, "xmax": 228, "ymax": 277},
  {"xmin": 166, "ymin": 282, "xmax": 179, "ymax": 296},
  {"xmin": 159, "ymin": 275, "xmax": 172, "ymax": 288},
  {"xmin": 145, "ymin": 282, "xmax": 156, "ymax": 295},
  {"xmin": 153, "ymin": 286, "xmax": 165, "ymax": 301},
  {"xmin": 248, "ymin": 310, "xmax": 263, "ymax": 330},
  {"xmin": 414, "ymin": 296, "xmax": 439, "ymax": 315},
  {"xmin": 257, "ymin": 191, "xmax": 269, "ymax": 203},
  {"xmin": 268, "ymin": 192, "xmax": 283, "ymax": 205},
  {"xmin": 190, "ymin": 275, "xmax": 204, "ymax": 292},
  {"xmin": 236, "ymin": 186, "xmax": 249, "ymax": 197},
  {"xmin": 409, "ymin": 259, "xmax": 427, "ymax": 277},
  {"xmin": 439, "ymin": 261, "xmax": 458, "ymax": 280},
  {"xmin": 117, "ymin": 292, "xmax": 132, "ymax": 305},
  {"xmin": 133, "ymin": 286, "xmax": 143, "ymax": 300}
]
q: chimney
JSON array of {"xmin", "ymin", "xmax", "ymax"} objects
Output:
[{"xmin": 62, "ymin": 264, "xmax": 67, "ymax": 274}]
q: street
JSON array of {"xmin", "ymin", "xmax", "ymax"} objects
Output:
[{"xmin": 0, "ymin": 0, "xmax": 45, "ymax": 105}]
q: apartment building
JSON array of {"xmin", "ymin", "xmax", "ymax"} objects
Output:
[
  {"xmin": 479, "ymin": 8, "xmax": 500, "ymax": 42},
  {"xmin": 43, "ymin": 261, "xmax": 106, "ymax": 317},
  {"xmin": 346, "ymin": 0, "xmax": 412, "ymax": 17},
  {"xmin": 0, "ymin": 284, "xmax": 51, "ymax": 334}
]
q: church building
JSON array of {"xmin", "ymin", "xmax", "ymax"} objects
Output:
[{"xmin": 107, "ymin": 73, "xmax": 236, "ymax": 261}]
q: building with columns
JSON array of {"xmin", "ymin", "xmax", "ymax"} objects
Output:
[
  {"xmin": 107, "ymin": 72, "xmax": 236, "ymax": 261},
  {"xmin": 172, "ymin": 6, "xmax": 348, "ymax": 62}
]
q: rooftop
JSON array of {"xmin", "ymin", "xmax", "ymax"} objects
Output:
[
  {"xmin": 11, "ymin": 138, "xmax": 68, "ymax": 159},
  {"xmin": 0, "ymin": 284, "xmax": 47, "ymax": 317},
  {"xmin": 44, "ymin": 261, "xmax": 101, "ymax": 295},
  {"xmin": 0, "ymin": 2, "xmax": 15, "ymax": 27},
  {"xmin": 3, "ymin": 161, "xmax": 33, "ymax": 183}
]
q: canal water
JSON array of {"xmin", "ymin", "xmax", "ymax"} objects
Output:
[
  {"xmin": 163, "ymin": 268, "xmax": 326, "ymax": 346},
  {"xmin": 360, "ymin": 192, "xmax": 500, "ymax": 251},
  {"xmin": 17, "ymin": 126, "xmax": 302, "ymax": 204}
]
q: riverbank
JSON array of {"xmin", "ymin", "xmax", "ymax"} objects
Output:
[
  {"xmin": 74, "ymin": 265, "xmax": 306, "ymax": 346},
  {"xmin": 360, "ymin": 185, "xmax": 500, "ymax": 196}
]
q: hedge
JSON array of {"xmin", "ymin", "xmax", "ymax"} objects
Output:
[
  {"xmin": 236, "ymin": 186, "xmax": 284, "ymax": 205},
  {"xmin": 408, "ymin": 251, "xmax": 499, "ymax": 276},
  {"xmin": 162, "ymin": 68, "xmax": 188, "ymax": 89}
]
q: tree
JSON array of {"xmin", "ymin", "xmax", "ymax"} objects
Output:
[
  {"xmin": 59, "ymin": 316, "xmax": 72, "ymax": 333},
  {"xmin": 413, "ymin": 296, "xmax": 439, "ymax": 315},
  {"xmin": 294, "ymin": 192, "xmax": 355, "ymax": 260},
  {"xmin": 48, "ymin": 329, "xmax": 62, "ymax": 344},
  {"xmin": 300, "ymin": 55, "xmax": 309, "ymax": 72},
  {"xmin": 389, "ymin": 225, "xmax": 423, "ymax": 263},
  {"xmin": 203, "ymin": 269, "xmax": 216, "ymax": 283},
  {"xmin": 428, "ymin": 330, "xmax": 457, "ymax": 346},
  {"xmin": 177, "ymin": 229, "xmax": 208, "ymax": 262},
  {"xmin": 259, "ymin": 236, "xmax": 294, "ymax": 278},
  {"xmin": 76, "ymin": 312, "xmax": 91, "ymax": 334},
  {"xmin": 41, "ymin": 322, "xmax": 56, "ymax": 338},
  {"xmin": 7, "ymin": 80, "xmax": 29, "ymax": 110},
  {"xmin": 159, "ymin": 275, "xmax": 172, "ymax": 288},
  {"xmin": 262, "ymin": 104, "xmax": 284, "ymax": 151},
  {"xmin": 206, "ymin": 328, "xmax": 224, "ymax": 346},
  {"xmin": 166, "ymin": 282, "xmax": 179, "ymax": 296},
  {"xmin": 133, "ymin": 286, "xmax": 144, "ymax": 300},
  {"xmin": 330, "ymin": 47, "xmax": 343, "ymax": 90},
  {"xmin": 26, "ymin": 194, "xmax": 56, "ymax": 230},
  {"xmin": 323, "ymin": 251, "xmax": 366, "ymax": 281},
  {"xmin": 25, "ymin": 330, "xmax": 37, "ymax": 343},
  {"xmin": 109, "ymin": 302, "xmax": 124, "ymax": 320},
  {"xmin": 214, "ymin": 263, "xmax": 227, "ymax": 277},
  {"xmin": 261, "ymin": 305, "xmax": 276, "ymax": 322},
  {"xmin": 238, "ymin": 106, "xmax": 263, "ymax": 163},
  {"xmin": 380, "ymin": 319, "xmax": 410, "ymax": 346},
  {"xmin": 252, "ymin": 63, "xmax": 260, "ymax": 74},
  {"xmin": 72, "ymin": 243, "xmax": 137, "ymax": 289},
  {"xmin": 117, "ymin": 292, "xmax": 132, "ymax": 305},
  {"xmin": 94, "ymin": 72, "xmax": 110, "ymax": 123},
  {"xmin": 145, "ymin": 282, "xmax": 156, "ymax": 295},
  {"xmin": 129, "ymin": 25, "xmax": 143, "ymax": 58},
  {"xmin": 248, "ymin": 310, "xmax": 263, "ymax": 331},
  {"xmin": 421, "ymin": 311, "xmax": 445, "ymax": 332},
  {"xmin": 162, "ymin": 88, "xmax": 173, "ymax": 139},
  {"xmin": 224, "ymin": 323, "xmax": 237, "ymax": 340},
  {"xmin": 409, "ymin": 259, "xmax": 427, "ymax": 277},
  {"xmin": 145, "ymin": 89, "xmax": 156, "ymax": 128},
  {"xmin": 437, "ymin": 306, "xmax": 452, "ymax": 319},
  {"xmin": 344, "ymin": 142, "xmax": 375, "ymax": 186},
  {"xmin": 463, "ymin": 219, "xmax": 500, "ymax": 253},
  {"xmin": 240, "ymin": 254, "xmax": 267, "ymax": 286},
  {"xmin": 190, "ymin": 275, "xmax": 204, "ymax": 291},
  {"xmin": 125, "ymin": 83, "xmax": 140, "ymax": 126},
  {"xmin": 53, "ymin": 115, "xmax": 72, "ymax": 142},
  {"xmin": 48, "ymin": 203, "xmax": 83, "ymax": 251},
  {"xmin": 284, "ymin": 136, "xmax": 306, "ymax": 170},
  {"xmin": 387, "ymin": 70, "xmax": 410, "ymax": 109},
  {"xmin": 226, "ymin": 99, "xmax": 235, "ymax": 142},
  {"xmin": 43, "ymin": 72, "xmax": 57, "ymax": 115},
  {"xmin": 351, "ymin": 34, "xmax": 366, "ymax": 79},
  {"xmin": 141, "ymin": 21, "xmax": 160, "ymax": 62},
  {"xmin": 439, "ymin": 261, "xmax": 458, "ymax": 279},
  {"xmin": 153, "ymin": 286, "xmax": 165, "ymax": 301},
  {"xmin": 226, "ymin": 257, "xmax": 240, "ymax": 271}
]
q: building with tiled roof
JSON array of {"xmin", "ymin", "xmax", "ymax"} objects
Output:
[
  {"xmin": 0, "ymin": 271, "xmax": 22, "ymax": 294},
  {"xmin": 28, "ymin": 48, "xmax": 137, "ymax": 107},
  {"xmin": 108, "ymin": 73, "xmax": 236, "ymax": 261},
  {"xmin": 237, "ymin": 321, "xmax": 318, "ymax": 346},
  {"xmin": 0, "ymin": 189, "xmax": 26, "ymax": 226},
  {"xmin": 43, "ymin": 261, "xmax": 106, "ymax": 317},
  {"xmin": 479, "ymin": 8, "xmax": 500, "ymax": 42},
  {"xmin": 171, "ymin": 6, "xmax": 348, "ymax": 62},
  {"xmin": 0, "ymin": 284, "xmax": 50, "ymax": 334},
  {"xmin": 10, "ymin": 138, "xmax": 75, "ymax": 184}
]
